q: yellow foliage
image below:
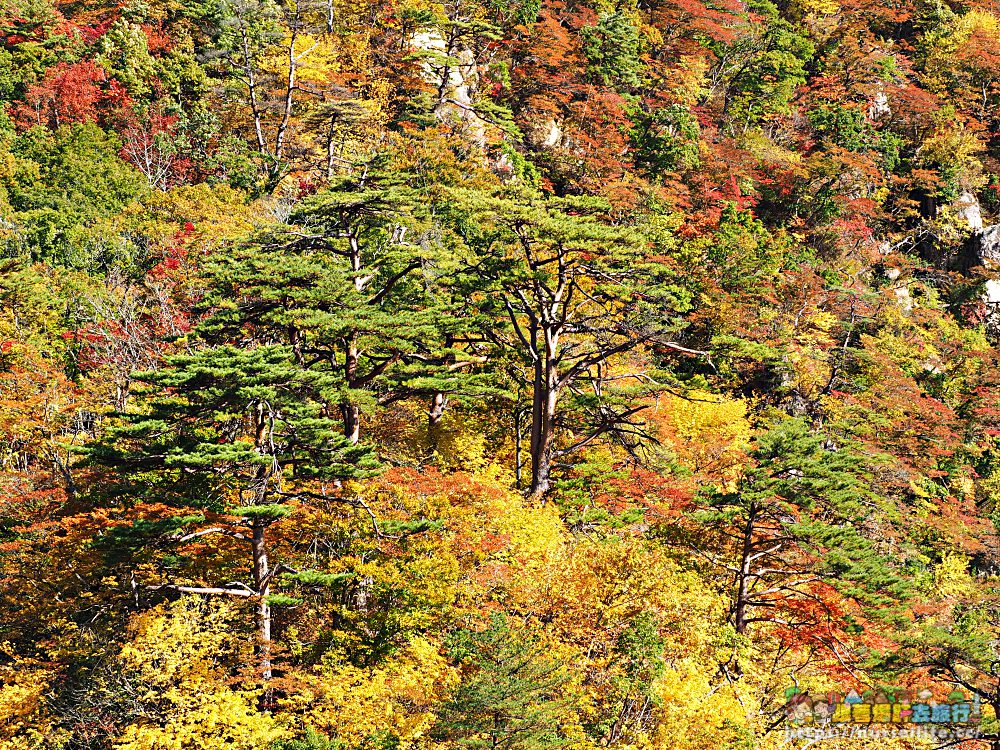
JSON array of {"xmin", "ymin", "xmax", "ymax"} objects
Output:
[
  {"xmin": 918, "ymin": 13, "xmax": 1000, "ymax": 93},
  {"xmin": 665, "ymin": 55, "xmax": 710, "ymax": 107},
  {"xmin": 862, "ymin": 300, "xmax": 990, "ymax": 404},
  {"xmin": 919, "ymin": 117, "xmax": 986, "ymax": 190},
  {"xmin": 0, "ymin": 650, "xmax": 65, "ymax": 750},
  {"xmin": 113, "ymin": 597, "xmax": 288, "ymax": 750},
  {"xmin": 258, "ymin": 32, "xmax": 349, "ymax": 89},
  {"xmin": 118, "ymin": 183, "xmax": 259, "ymax": 249},
  {"xmin": 369, "ymin": 400, "xmax": 513, "ymax": 475},
  {"xmin": 363, "ymin": 465, "xmax": 565, "ymax": 578},
  {"xmin": 434, "ymin": 409, "xmax": 491, "ymax": 472},
  {"xmin": 283, "ymin": 637, "xmax": 456, "ymax": 748},
  {"xmin": 115, "ymin": 689, "xmax": 287, "ymax": 750},
  {"xmin": 920, "ymin": 121, "xmax": 985, "ymax": 167},
  {"xmin": 516, "ymin": 537, "xmax": 726, "ymax": 660},
  {"xmin": 976, "ymin": 469, "xmax": 1000, "ymax": 509},
  {"xmin": 934, "ymin": 552, "xmax": 977, "ymax": 599},
  {"xmin": 955, "ymin": 9, "xmax": 1000, "ymax": 40},
  {"xmin": 797, "ymin": 0, "xmax": 839, "ymax": 14},
  {"xmin": 651, "ymin": 664, "xmax": 753, "ymax": 750},
  {"xmin": 491, "ymin": 499, "xmax": 567, "ymax": 565},
  {"xmin": 654, "ymin": 391, "xmax": 750, "ymax": 486},
  {"xmin": 739, "ymin": 127, "xmax": 804, "ymax": 171},
  {"xmin": 501, "ymin": 537, "xmax": 735, "ymax": 749}
]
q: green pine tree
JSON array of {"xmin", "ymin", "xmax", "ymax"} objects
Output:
[
  {"xmin": 200, "ymin": 171, "xmax": 494, "ymax": 448},
  {"xmin": 693, "ymin": 418, "xmax": 907, "ymax": 636},
  {"xmin": 87, "ymin": 343, "xmax": 379, "ymax": 678},
  {"xmin": 445, "ymin": 186, "xmax": 693, "ymax": 496},
  {"xmin": 433, "ymin": 613, "xmax": 578, "ymax": 750}
]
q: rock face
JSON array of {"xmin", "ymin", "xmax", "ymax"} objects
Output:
[
  {"xmin": 410, "ymin": 28, "xmax": 486, "ymax": 145},
  {"xmin": 526, "ymin": 119, "xmax": 563, "ymax": 149},
  {"xmin": 867, "ymin": 91, "xmax": 890, "ymax": 121},
  {"xmin": 984, "ymin": 278, "xmax": 1000, "ymax": 304},
  {"xmin": 883, "ymin": 267, "xmax": 913, "ymax": 312},
  {"xmin": 964, "ymin": 226, "xmax": 1000, "ymax": 335},
  {"xmin": 983, "ymin": 278, "xmax": 1000, "ymax": 336},
  {"xmin": 954, "ymin": 191, "xmax": 983, "ymax": 231},
  {"xmin": 967, "ymin": 224, "xmax": 1000, "ymax": 270}
]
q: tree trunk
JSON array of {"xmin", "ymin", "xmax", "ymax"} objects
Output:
[
  {"xmin": 341, "ymin": 327, "xmax": 361, "ymax": 443},
  {"xmin": 274, "ymin": 15, "xmax": 299, "ymax": 161},
  {"xmin": 428, "ymin": 392, "xmax": 448, "ymax": 451},
  {"xmin": 734, "ymin": 503, "xmax": 757, "ymax": 635},
  {"xmin": 530, "ymin": 439, "xmax": 554, "ymax": 497},
  {"xmin": 529, "ymin": 352, "xmax": 559, "ymax": 498},
  {"xmin": 342, "ymin": 400, "xmax": 360, "ymax": 445},
  {"xmin": 326, "ymin": 126, "xmax": 336, "ymax": 180},
  {"xmin": 251, "ymin": 519, "xmax": 272, "ymax": 680},
  {"xmin": 514, "ymin": 407, "xmax": 524, "ymax": 489},
  {"xmin": 340, "ymin": 236, "xmax": 364, "ymax": 444},
  {"xmin": 238, "ymin": 25, "xmax": 267, "ymax": 158}
]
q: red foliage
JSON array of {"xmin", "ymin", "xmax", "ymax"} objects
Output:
[
  {"xmin": 645, "ymin": 0, "xmax": 743, "ymax": 50},
  {"xmin": 11, "ymin": 61, "xmax": 112, "ymax": 130},
  {"xmin": 592, "ymin": 465, "xmax": 695, "ymax": 525}
]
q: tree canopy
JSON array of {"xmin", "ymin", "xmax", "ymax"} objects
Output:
[{"xmin": 4, "ymin": 0, "xmax": 1000, "ymax": 746}]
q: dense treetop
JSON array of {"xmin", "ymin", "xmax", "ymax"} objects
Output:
[{"xmin": 3, "ymin": 0, "xmax": 1000, "ymax": 746}]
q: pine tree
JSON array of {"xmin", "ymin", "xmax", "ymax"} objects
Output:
[
  {"xmin": 692, "ymin": 418, "xmax": 906, "ymax": 636},
  {"xmin": 878, "ymin": 583, "xmax": 1000, "ymax": 750},
  {"xmin": 433, "ymin": 613, "xmax": 577, "ymax": 750},
  {"xmin": 87, "ymin": 344, "xmax": 378, "ymax": 679},
  {"xmin": 200, "ymin": 172, "xmax": 493, "ymax": 447},
  {"xmin": 447, "ymin": 186, "xmax": 696, "ymax": 496}
]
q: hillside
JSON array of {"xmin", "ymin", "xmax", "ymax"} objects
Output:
[{"xmin": 2, "ymin": 0, "xmax": 1000, "ymax": 747}]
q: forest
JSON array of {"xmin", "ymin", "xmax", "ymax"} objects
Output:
[{"xmin": 2, "ymin": 0, "xmax": 1000, "ymax": 746}]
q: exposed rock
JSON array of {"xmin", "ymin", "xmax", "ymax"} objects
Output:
[
  {"xmin": 867, "ymin": 91, "xmax": 890, "ymax": 121},
  {"xmin": 882, "ymin": 267, "xmax": 913, "ymax": 311},
  {"xmin": 967, "ymin": 224, "xmax": 1000, "ymax": 270},
  {"xmin": 893, "ymin": 284, "xmax": 913, "ymax": 312},
  {"xmin": 526, "ymin": 118, "xmax": 563, "ymax": 149},
  {"xmin": 954, "ymin": 191, "xmax": 983, "ymax": 231},
  {"xmin": 494, "ymin": 150, "xmax": 515, "ymax": 177},
  {"xmin": 409, "ymin": 28, "xmax": 486, "ymax": 145},
  {"xmin": 985, "ymin": 278, "xmax": 1000, "ymax": 304},
  {"xmin": 981, "ymin": 278, "xmax": 1000, "ymax": 338},
  {"xmin": 922, "ymin": 357, "xmax": 943, "ymax": 375}
]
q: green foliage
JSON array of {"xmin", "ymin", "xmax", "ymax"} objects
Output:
[
  {"xmin": 614, "ymin": 612, "xmax": 667, "ymax": 694},
  {"xmin": 87, "ymin": 344, "xmax": 380, "ymax": 510},
  {"xmin": 265, "ymin": 594, "xmax": 304, "ymax": 606},
  {"xmin": 282, "ymin": 570, "xmax": 356, "ymax": 587},
  {"xmin": 275, "ymin": 728, "xmax": 339, "ymax": 750},
  {"xmin": 582, "ymin": 12, "xmax": 643, "ymax": 91},
  {"xmin": 486, "ymin": 0, "xmax": 541, "ymax": 26},
  {"xmin": 379, "ymin": 519, "xmax": 444, "ymax": 535},
  {"xmin": 3, "ymin": 124, "xmax": 147, "ymax": 267},
  {"xmin": 94, "ymin": 20, "xmax": 157, "ymax": 97},
  {"xmin": 97, "ymin": 514, "xmax": 206, "ymax": 559},
  {"xmin": 631, "ymin": 103, "xmax": 701, "ymax": 177},
  {"xmin": 699, "ymin": 418, "xmax": 907, "ymax": 632},
  {"xmin": 231, "ymin": 504, "xmax": 293, "ymax": 520},
  {"xmin": 434, "ymin": 614, "xmax": 578, "ymax": 750},
  {"xmin": 706, "ymin": 203, "xmax": 789, "ymax": 292},
  {"xmin": 199, "ymin": 171, "xmax": 494, "ymax": 441},
  {"xmin": 808, "ymin": 104, "xmax": 903, "ymax": 171},
  {"xmin": 716, "ymin": 0, "xmax": 814, "ymax": 127}
]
